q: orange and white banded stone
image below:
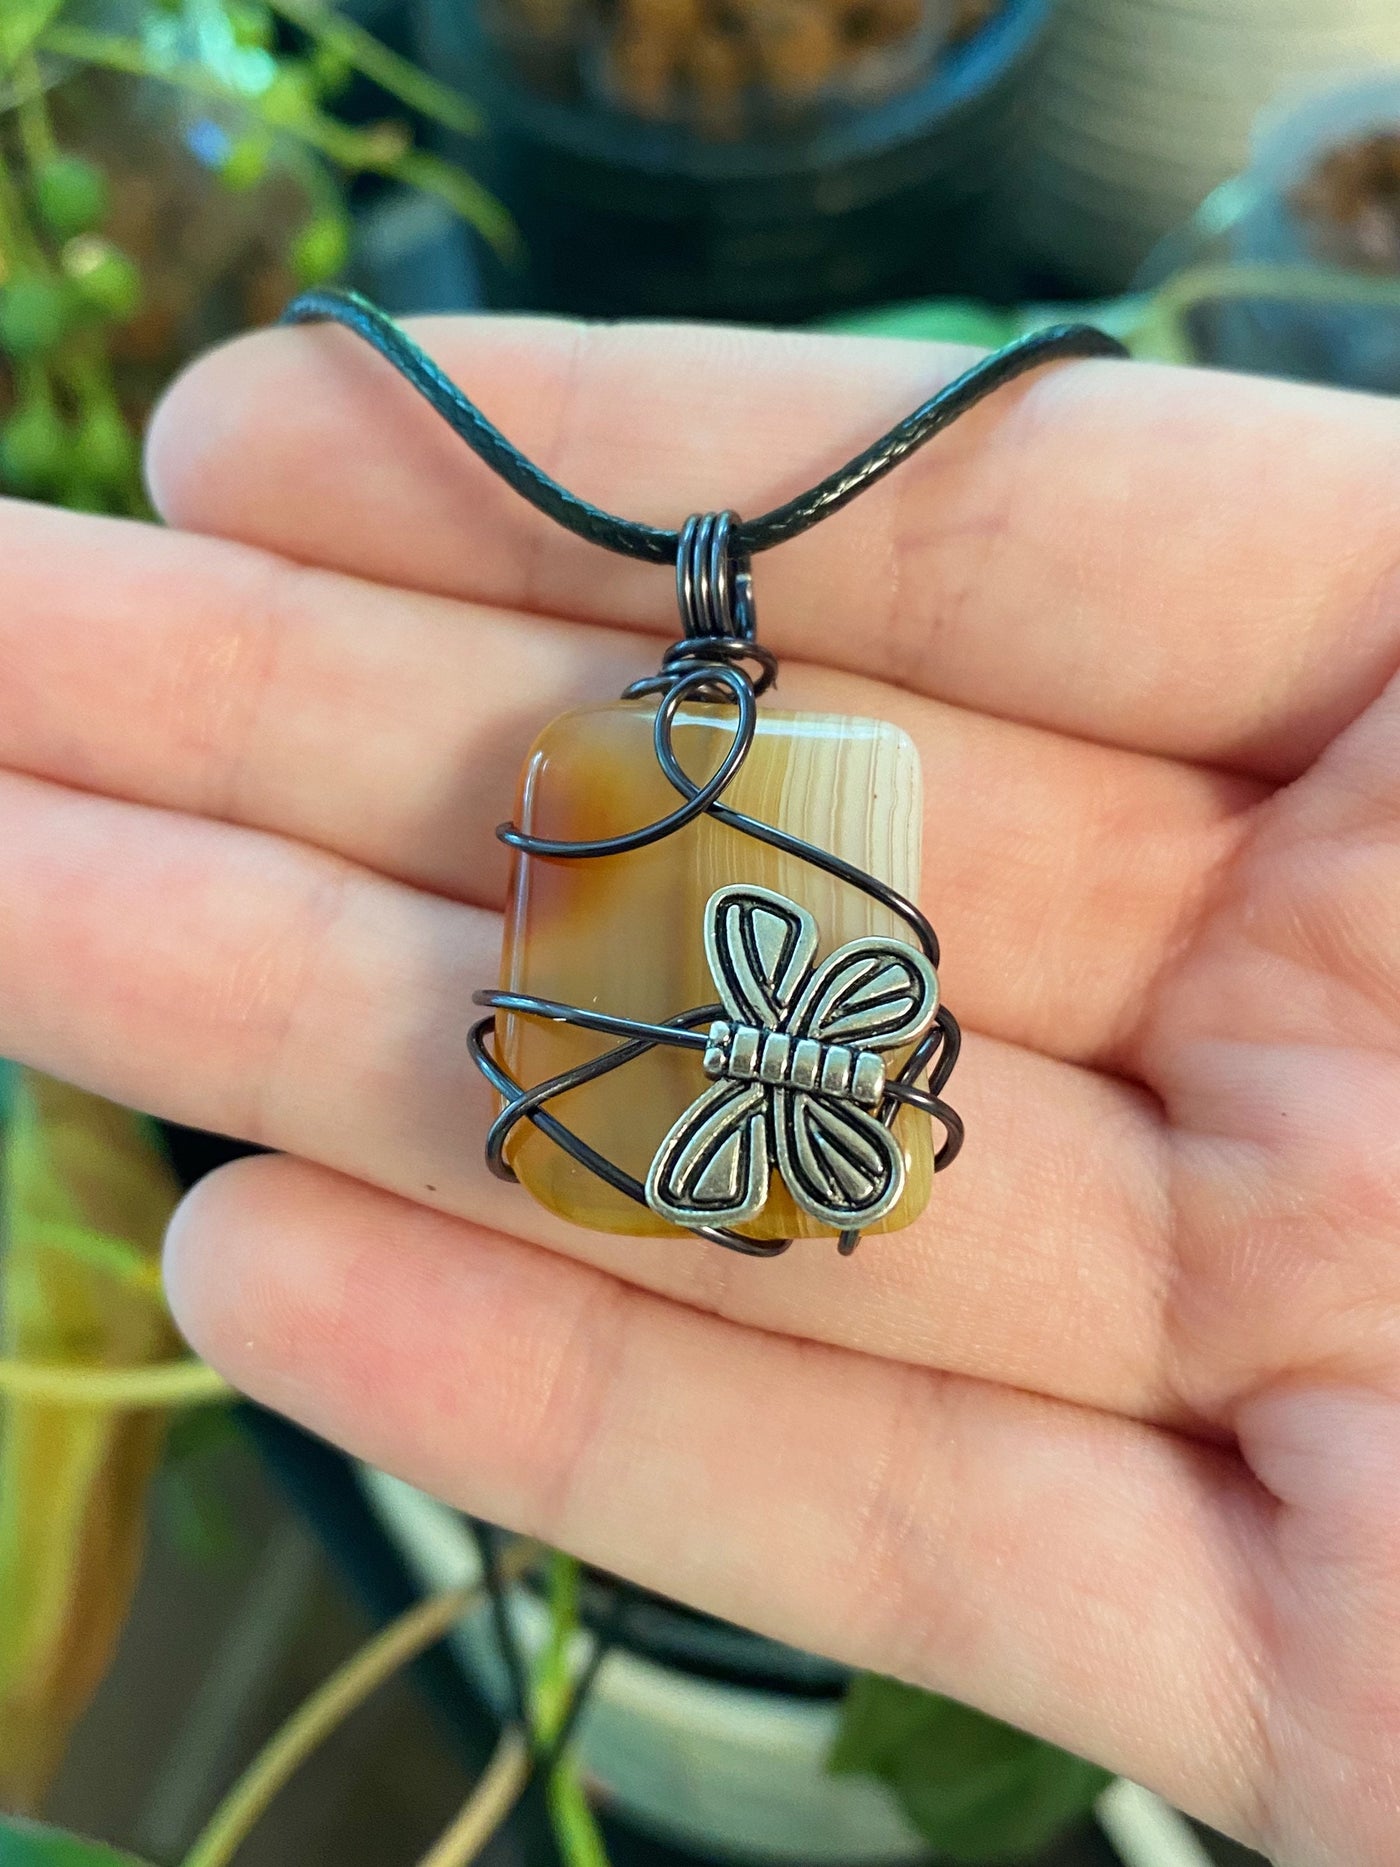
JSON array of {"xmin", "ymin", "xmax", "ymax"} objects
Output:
[{"xmin": 496, "ymin": 699, "xmax": 932, "ymax": 1240}]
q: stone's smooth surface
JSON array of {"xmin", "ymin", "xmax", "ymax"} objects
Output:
[{"xmin": 498, "ymin": 700, "xmax": 932, "ymax": 1239}]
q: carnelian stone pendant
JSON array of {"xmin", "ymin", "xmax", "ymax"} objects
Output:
[{"xmin": 496, "ymin": 699, "xmax": 932, "ymax": 1241}]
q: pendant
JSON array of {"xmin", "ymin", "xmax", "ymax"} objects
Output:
[
  {"xmin": 471, "ymin": 513, "xmax": 962, "ymax": 1258},
  {"xmin": 273, "ymin": 291, "xmax": 1123, "ymax": 1258}
]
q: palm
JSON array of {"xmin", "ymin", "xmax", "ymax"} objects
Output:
[{"xmin": 2, "ymin": 318, "xmax": 1397, "ymax": 1865}]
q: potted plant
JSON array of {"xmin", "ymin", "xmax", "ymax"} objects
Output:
[
  {"xmin": 414, "ymin": 0, "xmax": 1049, "ymax": 320},
  {"xmin": 0, "ymin": 0, "xmax": 508, "ymax": 515},
  {"xmin": 362, "ymin": 1468, "xmax": 1122, "ymax": 1864}
]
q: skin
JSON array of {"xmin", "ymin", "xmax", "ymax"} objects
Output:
[{"xmin": 1, "ymin": 317, "xmax": 1399, "ymax": 1862}]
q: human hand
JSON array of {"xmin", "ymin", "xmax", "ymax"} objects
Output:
[{"xmin": 3, "ymin": 319, "xmax": 1399, "ymax": 1864}]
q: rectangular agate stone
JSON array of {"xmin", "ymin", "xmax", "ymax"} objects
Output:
[{"xmin": 497, "ymin": 700, "xmax": 932, "ymax": 1240}]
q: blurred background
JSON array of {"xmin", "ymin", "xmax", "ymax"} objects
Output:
[{"xmin": 4, "ymin": 4, "xmax": 1400, "ymax": 1866}]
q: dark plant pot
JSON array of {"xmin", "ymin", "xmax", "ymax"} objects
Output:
[
  {"xmin": 361, "ymin": 1471, "xmax": 932, "ymax": 1861},
  {"xmin": 417, "ymin": 0, "xmax": 1050, "ymax": 321},
  {"xmin": 1200, "ymin": 76, "xmax": 1400, "ymax": 394},
  {"xmin": 566, "ymin": 1564, "xmax": 850, "ymax": 1699}
]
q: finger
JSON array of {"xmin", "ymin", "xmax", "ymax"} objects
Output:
[
  {"xmin": 1133, "ymin": 674, "xmax": 1400, "ymax": 1409},
  {"xmin": 0, "ymin": 496, "xmax": 1262, "ymax": 1071},
  {"xmin": 0, "ymin": 766, "xmax": 1179, "ymax": 1424},
  {"xmin": 149, "ymin": 316, "xmax": 1400, "ymax": 778},
  {"xmin": 165, "ymin": 1152, "xmax": 1269, "ymax": 1849}
]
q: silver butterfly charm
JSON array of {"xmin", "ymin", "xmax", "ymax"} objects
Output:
[{"xmin": 645, "ymin": 885, "xmax": 939, "ymax": 1233}]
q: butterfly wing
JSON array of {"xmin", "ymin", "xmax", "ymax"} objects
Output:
[
  {"xmin": 646, "ymin": 1078, "xmax": 770, "ymax": 1229},
  {"xmin": 667, "ymin": 893, "xmax": 934, "ymax": 1232},
  {"xmin": 785, "ymin": 936, "xmax": 938, "ymax": 1052},
  {"xmin": 771, "ymin": 1088, "xmax": 907, "ymax": 1230},
  {"xmin": 705, "ymin": 886, "xmax": 818, "ymax": 1027}
]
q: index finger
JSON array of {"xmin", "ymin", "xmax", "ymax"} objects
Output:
[{"xmin": 147, "ymin": 316, "xmax": 1400, "ymax": 780}]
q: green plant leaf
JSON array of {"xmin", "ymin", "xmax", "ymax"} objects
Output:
[
  {"xmin": 0, "ymin": 1813, "xmax": 153, "ymax": 1865},
  {"xmin": 822, "ymin": 300, "xmax": 1020, "ymax": 347},
  {"xmin": 830, "ymin": 1677, "xmax": 1112, "ymax": 1863},
  {"xmin": 0, "ymin": 0, "xmax": 67, "ymax": 72},
  {"xmin": 0, "ymin": 1074, "xmax": 189, "ymax": 1808},
  {"xmin": 33, "ymin": 154, "xmax": 110, "ymax": 240}
]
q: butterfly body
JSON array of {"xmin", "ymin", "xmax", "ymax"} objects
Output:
[
  {"xmin": 646, "ymin": 885, "xmax": 939, "ymax": 1236},
  {"xmin": 702, "ymin": 1020, "xmax": 887, "ymax": 1107}
]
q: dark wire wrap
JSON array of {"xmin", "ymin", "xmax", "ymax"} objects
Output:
[
  {"xmin": 466, "ymin": 664, "xmax": 964, "ymax": 1259},
  {"xmin": 280, "ymin": 289, "xmax": 1123, "ymax": 1256}
]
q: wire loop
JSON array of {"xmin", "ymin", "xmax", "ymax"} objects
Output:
[
  {"xmin": 625, "ymin": 637, "xmax": 778, "ymax": 703},
  {"xmin": 498, "ymin": 662, "xmax": 757, "ymax": 858}
]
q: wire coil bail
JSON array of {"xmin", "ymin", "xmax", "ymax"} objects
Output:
[
  {"xmin": 643, "ymin": 510, "xmax": 775, "ymax": 700},
  {"xmin": 677, "ymin": 511, "xmax": 756, "ymax": 643}
]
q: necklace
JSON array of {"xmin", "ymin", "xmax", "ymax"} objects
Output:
[{"xmin": 283, "ymin": 290, "xmax": 1124, "ymax": 1259}]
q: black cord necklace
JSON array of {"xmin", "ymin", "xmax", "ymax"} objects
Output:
[{"xmin": 283, "ymin": 288, "xmax": 1127, "ymax": 1261}]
